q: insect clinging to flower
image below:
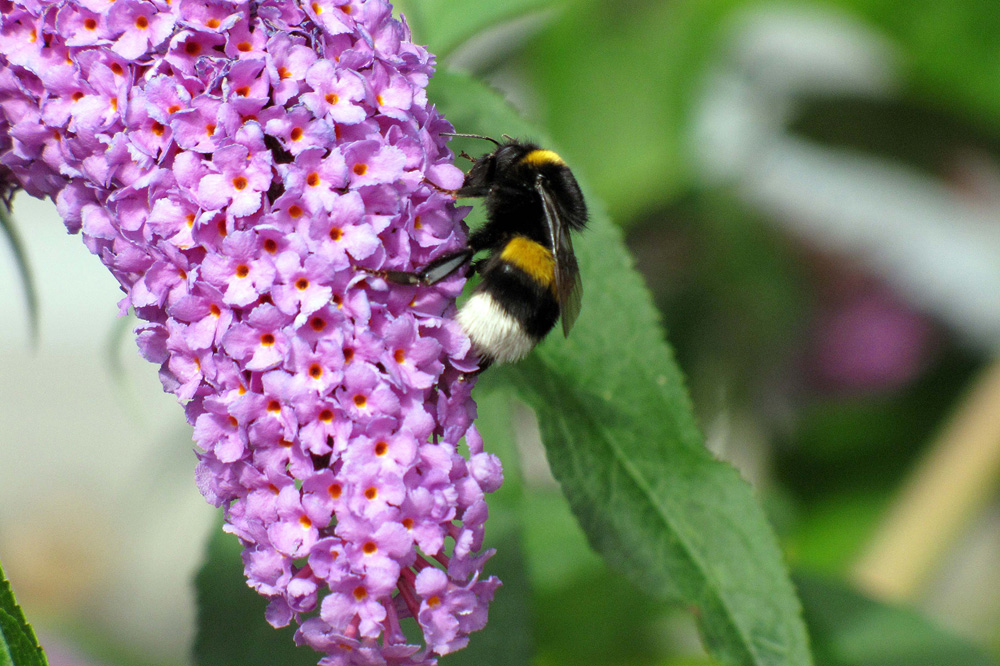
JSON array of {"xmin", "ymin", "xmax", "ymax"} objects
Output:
[{"xmin": 370, "ymin": 133, "xmax": 588, "ymax": 372}]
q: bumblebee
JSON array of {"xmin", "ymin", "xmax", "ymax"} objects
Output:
[{"xmin": 376, "ymin": 134, "xmax": 587, "ymax": 371}]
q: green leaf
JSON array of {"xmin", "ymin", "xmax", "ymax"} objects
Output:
[
  {"xmin": 796, "ymin": 573, "xmax": 998, "ymax": 666},
  {"xmin": 0, "ymin": 611, "xmax": 44, "ymax": 666},
  {"xmin": 429, "ymin": 68, "xmax": 813, "ymax": 666},
  {"xmin": 394, "ymin": 0, "xmax": 556, "ymax": 59},
  {"xmin": 192, "ymin": 519, "xmax": 319, "ymax": 666},
  {"xmin": 0, "ymin": 561, "xmax": 47, "ymax": 666},
  {"xmin": 0, "ymin": 200, "xmax": 39, "ymax": 346}
]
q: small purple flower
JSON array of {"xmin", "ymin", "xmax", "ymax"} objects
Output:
[
  {"xmin": 303, "ymin": 60, "xmax": 367, "ymax": 125},
  {"xmin": 198, "ymin": 143, "xmax": 274, "ymax": 217},
  {"xmin": 57, "ymin": 5, "xmax": 112, "ymax": 48},
  {"xmin": 201, "ymin": 235, "xmax": 278, "ymax": 306},
  {"xmin": 264, "ymin": 35, "xmax": 319, "ymax": 105},
  {"xmin": 271, "ymin": 250, "xmax": 337, "ymax": 320},
  {"xmin": 170, "ymin": 95, "xmax": 224, "ymax": 153},
  {"xmin": 344, "ymin": 139, "xmax": 407, "ymax": 188},
  {"xmin": 222, "ymin": 304, "xmax": 295, "ymax": 371},
  {"xmin": 263, "ymin": 104, "xmax": 336, "ymax": 157},
  {"xmin": 286, "ymin": 146, "xmax": 350, "ymax": 212},
  {"xmin": 0, "ymin": 1, "xmax": 501, "ymax": 664},
  {"xmin": 108, "ymin": 0, "xmax": 176, "ymax": 61}
]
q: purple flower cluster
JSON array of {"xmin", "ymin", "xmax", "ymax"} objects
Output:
[{"xmin": 0, "ymin": 1, "xmax": 503, "ymax": 663}]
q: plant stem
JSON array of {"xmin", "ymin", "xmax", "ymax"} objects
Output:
[{"xmin": 851, "ymin": 357, "xmax": 1000, "ymax": 601}]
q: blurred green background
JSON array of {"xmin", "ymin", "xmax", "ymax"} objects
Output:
[
  {"xmin": 405, "ymin": 0, "xmax": 1000, "ymax": 663},
  {"xmin": 3, "ymin": 0, "xmax": 1000, "ymax": 664}
]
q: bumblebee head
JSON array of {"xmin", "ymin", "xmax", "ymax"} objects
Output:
[
  {"xmin": 470, "ymin": 140, "xmax": 532, "ymax": 182},
  {"xmin": 444, "ymin": 134, "xmax": 585, "ymax": 230}
]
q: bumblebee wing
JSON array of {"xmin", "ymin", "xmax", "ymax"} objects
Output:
[
  {"xmin": 536, "ymin": 176, "xmax": 583, "ymax": 337},
  {"xmin": 556, "ymin": 230, "xmax": 583, "ymax": 336}
]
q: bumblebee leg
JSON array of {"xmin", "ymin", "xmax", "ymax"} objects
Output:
[
  {"xmin": 422, "ymin": 176, "xmax": 488, "ymax": 199},
  {"xmin": 360, "ymin": 248, "xmax": 475, "ymax": 287},
  {"xmin": 422, "ymin": 177, "xmax": 458, "ymax": 196}
]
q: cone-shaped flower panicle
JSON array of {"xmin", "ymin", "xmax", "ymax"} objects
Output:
[{"xmin": 0, "ymin": 1, "xmax": 502, "ymax": 663}]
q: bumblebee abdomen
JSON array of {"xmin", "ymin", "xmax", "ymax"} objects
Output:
[
  {"xmin": 499, "ymin": 236, "xmax": 556, "ymax": 292},
  {"xmin": 457, "ymin": 292, "xmax": 538, "ymax": 365},
  {"xmin": 456, "ymin": 236, "xmax": 561, "ymax": 365}
]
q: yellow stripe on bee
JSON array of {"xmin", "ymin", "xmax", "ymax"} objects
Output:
[
  {"xmin": 521, "ymin": 149, "xmax": 565, "ymax": 167},
  {"xmin": 501, "ymin": 236, "xmax": 556, "ymax": 288}
]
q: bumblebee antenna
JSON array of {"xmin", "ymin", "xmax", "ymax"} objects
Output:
[{"xmin": 441, "ymin": 132, "xmax": 501, "ymax": 146}]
